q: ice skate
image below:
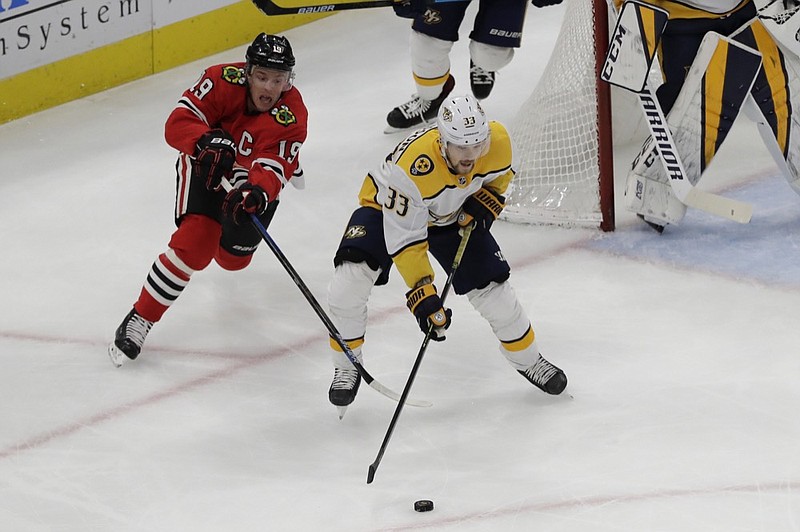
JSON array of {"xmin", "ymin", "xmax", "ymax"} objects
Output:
[
  {"xmin": 385, "ymin": 75, "xmax": 455, "ymax": 133},
  {"xmin": 518, "ymin": 354, "xmax": 567, "ymax": 395},
  {"xmin": 637, "ymin": 214, "xmax": 666, "ymax": 234},
  {"xmin": 469, "ymin": 60, "xmax": 495, "ymax": 100},
  {"xmin": 328, "ymin": 366, "xmax": 361, "ymax": 419},
  {"xmin": 108, "ymin": 309, "xmax": 153, "ymax": 367}
]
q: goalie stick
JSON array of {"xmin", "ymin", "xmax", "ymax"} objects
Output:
[
  {"xmin": 367, "ymin": 224, "xmax": 473, "ymax": 485},
  {"xmin": 251, "ymin": 0, "xmax": 465, "ymax": 16},
  {"xmin": 602, "ymin": 0, "xmax": 754, "ymax": 224},
  {"xmin": 220, "ymin": 180, "xmax": 431, "ymax": 408}
]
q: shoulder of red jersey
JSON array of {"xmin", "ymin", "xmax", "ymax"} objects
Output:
[{"xmin": 203, "ymin": 62, "xmax": 248, "ymax": 88}]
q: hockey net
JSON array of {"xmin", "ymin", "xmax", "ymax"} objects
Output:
[{"xmin": 504, "ymin": 0, "xmax": 617, "ymax": 231}]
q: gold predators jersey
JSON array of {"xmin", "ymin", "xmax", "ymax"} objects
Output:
[
  {"xmin": 612, "ymin": 0, "xmax": 749, "ymax": 18},
  {"xmin": 357, "ymin": 121, "xmax": 514, "ymax": 288}
]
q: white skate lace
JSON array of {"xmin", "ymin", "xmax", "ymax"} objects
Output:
[
  {"xmin": 126, "ymin": 313, "xmax": 153, "ymax": 348},
  {"xmin": 523, "ymin": 355, "xmax": 558, "ymax": 386},
  {"xmin": 397, "ymin": 95, "xmax": 431, "ymax": 119},
  {"xmin": 470, "ymin": 63, "xmax": 493, "ymax": 85},
  {"xmin": 331, "ymin": 368, "xmax": 359, "ymax": 390}
]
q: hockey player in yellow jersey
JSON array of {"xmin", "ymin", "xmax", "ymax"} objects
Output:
[{"xmin": 326, "ymin": 95, "xmax": 567, "ymax": 416}]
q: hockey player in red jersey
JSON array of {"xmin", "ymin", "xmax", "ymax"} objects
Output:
[
  {"xmin": 108, "ymin": 33, "xmax": 308, "ymax": 366},
  {"xmin": 327, "ymin": 95, "xmax": 567, "ymax": 417}
]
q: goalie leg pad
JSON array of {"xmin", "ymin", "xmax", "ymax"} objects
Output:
[
  {"xmin": 738, "ymin": 22, "xmax": 800, "ymax": 197},
  {"xmin": 466, "ymin": 281, "xmax": 539, "ymax": 370},
  {"xmin": 327, "ymin": 261, "xmax": 380, "ymax": 367},
  {"xmin": 624, "ymin": 138, "xmax": 688, "ymax": 225}
]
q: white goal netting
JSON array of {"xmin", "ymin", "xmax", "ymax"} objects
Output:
[{"xmin": 504, "ymin": 0, "xmax": 618, "ymax": 229}]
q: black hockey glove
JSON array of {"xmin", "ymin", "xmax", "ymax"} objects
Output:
[
  {"xmin": 406, "ymin": 283, "xmax": 452, "ymax": 341},
  {"xmin": 393, "ymin": 0, "xmax": 428, "ymax": 19},
  {"xmin": 458, "ymin": 187, "xmax": 505, "ymax": 231},
  {"xmin": 531, "ymin": 0, "xmax": 563, "ymax": 6},
  {"xmin": 195, "ymin": 129, "xmax": 236, "ymax": 191},
  {"xmin": 222, "ymin": 183, "xmax": 269, "ymax": 225}
]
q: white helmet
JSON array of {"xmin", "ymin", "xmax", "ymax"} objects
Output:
[{"xmin": 436, "ymin": 95, "xmax": 489, "ymax": 147}]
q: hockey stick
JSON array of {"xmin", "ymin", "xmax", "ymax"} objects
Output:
[
  {"xmin": 366, "ymin": 224, "xmax": 473, "ymax": 484},
  {"xmin": 220, "ymin": 180, "xmax": 431, "ymax": 408},
  {"xmin": 251, "ymin": 0, "xmax": 465, "ymax": 16},
  {"xmin": 636, "ymin": 85, "xmax": 752, "ymax": 223}
]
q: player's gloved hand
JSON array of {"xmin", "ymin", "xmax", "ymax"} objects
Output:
[
  {"xmin": 393, "ymin": 0, "xmax": 427, "ymax": 18},
  {"xmin": 406, "ymin": 283, "xmax": 452, "ymax": 341},
  {"xmin": 457, "ymin": 187, "xmax": 505, "ymax": 231},
  {"xmin": 195, "ymin": 129, "xmax": 236, "ymax": 191},
  {"xmin": 222, "ymin": 183, "xmax": 269, "ymax": 225},
  {"xmin": 531, "ymin": 0, "xmax": 562, "ymax": 6}
]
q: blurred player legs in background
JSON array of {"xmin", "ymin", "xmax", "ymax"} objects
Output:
[{"xmin": 385, "ymin": 0, "xmax": 563, "ymax": 132}]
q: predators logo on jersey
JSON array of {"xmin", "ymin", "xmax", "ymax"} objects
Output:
[
  {"xmin": 410, "ymin": 155, "xmax": 434, "ymax": 176},
  {"xmin": 343, "ymin": 225, "xmax": 367, "ymax": 239},
  {"xmin": 271, "ymin": 104, "xmax": 297, "ymax": 127},
  {"xmin": 221, "ymin": 66, "xmax": 245, "ymax": 85}
]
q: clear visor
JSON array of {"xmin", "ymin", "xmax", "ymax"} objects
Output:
[{"xmin": 248, "ymin": 65, "xmax": 293, "ymax": 89}]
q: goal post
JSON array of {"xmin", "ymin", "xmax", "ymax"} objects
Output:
[{"xmin": 505, "ymin": 0, "xmax": 616, "ymax": 231}]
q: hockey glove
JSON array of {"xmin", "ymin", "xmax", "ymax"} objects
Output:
[
  {"xmin": 406, "ymin": 283, "xmax": 452, "ymax": 341},
  {"xmin": 393, "ymin": 0, "xmax": 427, "ymax": 18},
  {"xmin": 458, "ymin": 187, "xmax": 505, "ymax": 231},
  {"xmin": 195, "ymin": 129, "xmax": 236, "ymax": 191},
  {"xmin": 531, "ymin": 0, "xmax": 562, "ymax": 6},
  {"xmin": 222, "ymin": 183, "xmax": 269, "ymax": 225}
]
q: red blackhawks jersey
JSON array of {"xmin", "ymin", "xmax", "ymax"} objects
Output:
[{"xmin": 165, "ymin": 62, "xmax": 308, "ymax": 202}]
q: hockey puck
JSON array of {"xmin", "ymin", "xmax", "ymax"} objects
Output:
[{"xmin": 414, "ymin": 500, "xmax": 434, "ymax": 512}]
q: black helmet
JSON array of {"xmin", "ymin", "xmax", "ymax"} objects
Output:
[{"xmin": 246, "ymin": 33, "xmax": 295, "ymax": 72}]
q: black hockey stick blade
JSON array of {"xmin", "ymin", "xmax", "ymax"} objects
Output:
[{"xmin": 251, "ymin": 0, "xmax": 395, "ymax": 16}]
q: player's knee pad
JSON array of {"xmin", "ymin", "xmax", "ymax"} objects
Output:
[
  {"xmin": 214, "ymin": 247, "xmax": 252, "ymax": 271},
  {"xmin": 410, "ymin": 30, "xmax": 454, "ymax": 99},
  {"xmin": 624, "ymin": 140, "xmax": 688, "ymax": 226},
  {"xmin": 168, "ymin": 214, "xmax": 220, "ymax": 271},
  {"xmin": 327, "ymin": 261, "xmax": 381, "ymax": 342},
  {"xmin": 469, "ymin": 41, "xmax": 514, "ymax": 72},
  {"xmin": 466, "ymin": 281, "xmax": 531, "ymax": 343}
]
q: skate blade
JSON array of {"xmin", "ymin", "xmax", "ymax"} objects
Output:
[
  {"xmin": 107, "ymin": 343, "xmax": 126, "ymax": 368},
  {"xmin": 336, "ymin": 406, "xmax": 348, "ymax": 420},
  {"xmin": 383, "ymin": 124, "xmax": 417, "ymax": 135}
]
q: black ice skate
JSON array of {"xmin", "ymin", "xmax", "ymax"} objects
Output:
[
  {"xmin": 469, "ymin": 60, "xmax": 495, "ymax": 100},
  {"xmin": 108, "ymin": 309, "xmax": 153, "ymax": 367},
  {"xmin": 637, "ymin": 214, "xmax": 666, "ymax": 234},
  {"xmin": 329, "ymin": 366, "xmax": 361, "ymax": 419},
  {"xmin": 518, "ymin": 354, "xmax": 567, "ymax": 395},
  {"xmin": 385, "ymin": 75, "xmax": 455, "ymax": 133}
]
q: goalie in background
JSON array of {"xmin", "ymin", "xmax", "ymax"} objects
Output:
[
  {"xmin": 107, "ymin": 33, "xmax": 309, "ymax": 367},
  {"xmin": 327, "ymin": 95, "xmax": 567, "ymax": 416},
  {"xmin": 385, "ymin": 0, "xmax": 563, "ymax": 132},
  {"xmin": 623, "ymin": 0, "xmax": 800, "ymax": 231}
]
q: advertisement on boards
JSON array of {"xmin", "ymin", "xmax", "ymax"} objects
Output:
[{"xmin": 0, "ymin": 0, "xmax": 238, "ymax": 79}]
